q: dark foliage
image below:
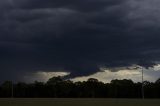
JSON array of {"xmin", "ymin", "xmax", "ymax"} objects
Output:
[{"xmin": 0, "ymin": 77, "xmax": 160, "ymax": 98}]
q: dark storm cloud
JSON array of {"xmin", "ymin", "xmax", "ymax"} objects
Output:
[
  {"xmin": 0, "ymin": 0, "xmax": 160, "ymax": 81},
  {"xmin": 15, "ymin": 0, "xmax": 124, "ymax": 12}
]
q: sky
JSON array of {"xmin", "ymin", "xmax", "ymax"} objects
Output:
[{"xmin": 1, "ymin": 0, "xmax": 160, "ymax": 82}]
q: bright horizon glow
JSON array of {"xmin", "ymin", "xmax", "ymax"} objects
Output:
[
  {"xmin": 23, "ymin": 71, "xmax": 70, "ymax": 83},
  {"xmin": 71, "ymin": 64, "xmax": 160, "ymax": 83},
  {"xmin": 22, "ymin": 64, "xmax": 160, "ymax": 83}
]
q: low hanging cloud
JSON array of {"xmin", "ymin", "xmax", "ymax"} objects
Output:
[
  {"xmin": 72, "ymin": 68, "xmax": 160, "ymax": 83},
  {"xmin": 23, "ymin": 71, "xmax": 70, "ymax": 83},
  {"xmin": 0, "ymin": 0, "xmax": 160, "ymax": 82}
]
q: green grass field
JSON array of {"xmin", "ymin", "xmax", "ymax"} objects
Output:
[{"xmin": 0, "ymin": 99, "xmax": 160, "ymax": 106}]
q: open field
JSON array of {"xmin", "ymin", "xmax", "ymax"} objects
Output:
[{"xmin": 0, "ymin": 99, "xmax": 160, "ymax": 106}]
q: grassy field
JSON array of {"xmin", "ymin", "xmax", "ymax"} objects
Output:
[{"xmin": 0, "ymin": 98, "xmax": 160, "ymax": 106}]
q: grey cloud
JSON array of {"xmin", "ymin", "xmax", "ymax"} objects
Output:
[{"xmin": 0, "ymin": 0, "xmax": 160, "ymax": 82}]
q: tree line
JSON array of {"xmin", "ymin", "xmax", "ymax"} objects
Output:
[{"xmin": 0, "ymin": 77, "xmax": 160, "ymax": 98}]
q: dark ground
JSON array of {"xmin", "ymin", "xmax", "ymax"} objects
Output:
[{"xmin": 0, "ymin": 99, "xmax": 160, "ymax": 106}]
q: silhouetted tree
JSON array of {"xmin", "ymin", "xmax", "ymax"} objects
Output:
[
  {"xmin": 1, "ymin": 77, "xmax": 160, "ymax": 98},
  {"xmin": 0, "ymin": 81, "xmax": 12, "ymax": 97}
]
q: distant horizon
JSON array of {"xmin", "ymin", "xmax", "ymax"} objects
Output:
[
  {"xmin": 0, "ymin": 76, "xmax": 160, "ymax": 98},
  {"xmin": 1, "ymin": 65, "xmax": 160, "ymax": 83}
]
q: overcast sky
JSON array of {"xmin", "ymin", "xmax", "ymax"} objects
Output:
[{"xmin": 1, "ymin": 0, "xmax": 160, "ymax": 82}]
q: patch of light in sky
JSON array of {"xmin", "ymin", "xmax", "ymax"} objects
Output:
[
  {"xmin": 23, "ymin": 64, "xmax": 160, "ymax": 83},
  {"xmin": 71, "ymin": 64, "xmax": 160, "ymax": 83},
  {"xmin": 23, "ymin": 71, "xmax": 70, "ymax": 83}
]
